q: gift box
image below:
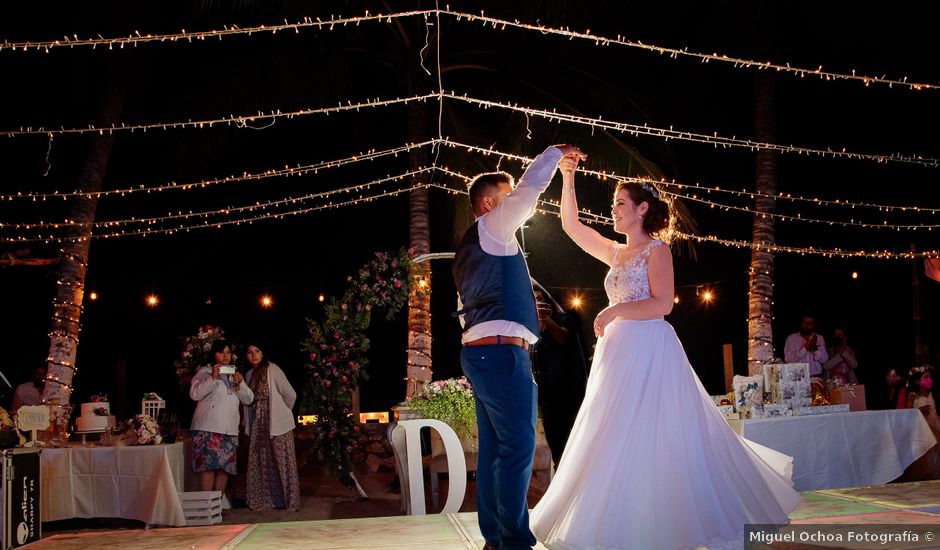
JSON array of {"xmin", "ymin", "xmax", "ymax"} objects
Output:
[
  {"xmin": 762, "ymin": 404, "xmax": 787, "ymax": 418},
  {"xmin": 828, "ymin": 384, "xmax": 866, "ymax": 411},
  {"xmin": 760, "ymin": 363, "xmax": 782, "ymax": 404},
  {"xmin": 733, "ymin": 375, "xmax": 764, "ymax": 419},
  {"xmin": 794, "ymin": 404, "xmax": 850, "ymax": 416}
]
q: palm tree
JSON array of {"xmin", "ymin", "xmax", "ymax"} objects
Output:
[
  {"xmin": 747, "ymin": 70, "xmax": 776, "ymax": 374},
  {"xmin": 41, "ymin": 79, "xmax": 124, "ymax": 410}
]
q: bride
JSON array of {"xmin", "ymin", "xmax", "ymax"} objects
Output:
[{"xmin": 529, "ymin": 155, "xmax": 802, "ymax": 549}]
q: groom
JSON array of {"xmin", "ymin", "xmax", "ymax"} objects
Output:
[{"xmin": 454, "ymin": 144, "xmax": 585, "ymax": 550}]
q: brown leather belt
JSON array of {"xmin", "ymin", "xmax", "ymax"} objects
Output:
[{"xmin": 464, "ymin": 335, "xmax": 530, "ymax": 352}]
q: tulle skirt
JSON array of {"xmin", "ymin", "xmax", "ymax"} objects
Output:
[{"xmin": 530, "ymin": 319, "xmax": 802, "ymax": 550}]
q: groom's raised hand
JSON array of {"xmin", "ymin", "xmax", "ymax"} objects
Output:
[{"xmin": 555, "ymin": 144, "xmax": 587, "ymax": 161}]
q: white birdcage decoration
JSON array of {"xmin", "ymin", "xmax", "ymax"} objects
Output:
[{"xmin": 142, "ymin": 393, "xmax": 166, "ymax": 419}]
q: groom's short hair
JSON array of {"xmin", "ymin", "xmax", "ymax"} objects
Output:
[{"xmin": 468, "ymin": 171, "xmax": 514, "ymax": 214}]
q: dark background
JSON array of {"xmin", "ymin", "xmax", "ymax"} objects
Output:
[{"xmin": 1, "ymin": 1, "xmax": 938, "ymax": 420}]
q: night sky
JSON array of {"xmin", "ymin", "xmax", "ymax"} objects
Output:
[{"xmin": 2, "ymin": 1, "xmax": 939, "ymax": 419}]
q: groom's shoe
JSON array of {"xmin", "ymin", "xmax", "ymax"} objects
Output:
[{"xmin": 482, "ymin": 545, "xmax": 499, "ymax": 550}]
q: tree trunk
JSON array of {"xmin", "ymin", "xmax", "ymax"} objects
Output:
[
  {"xmin": 42, "ymin": 81, "xmax": 124, "ymax": 407},
  {"xmin": 405, "ymin": 98, "xmax": 433, "ymax": 398},
  {"xmin": 747, "ymin": 71, "xmax": 777, "ymax": 374}
]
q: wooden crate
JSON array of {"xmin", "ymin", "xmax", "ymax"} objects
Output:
[{"xmin": 180, "ymin": 490, "xmax": 223, "ymax": 526}]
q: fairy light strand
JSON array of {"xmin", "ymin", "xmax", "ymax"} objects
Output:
[
  {"xmin": 436, "ymin": 139, "xmax": 940, "ymax": 230},
  {"xmin": 1, "ymin": 140, "xmax": 436, "ymax": 205},
  {"xmin": 0, "ymin": 10, "xmax": 434, "ymax": 53},
  {"xmin": 427, "ymin": 170, "xmax": 940, "ymax": 260},
  {"xmin": 443, "ymin": 93, "xmax": 940, "ymax": 167},
  {"xmin": 1, "ymin": 93, "xmax": 438, "ymax": 138},
  {"xmin": 3, "ymin": 168, "xmax": 435, "ymax": 236},
  {"xmin": 440, "ymin": 10, "xmax": 940, "ymax": 92},
  {"xmin": 2, "ymin": 177, "xmax": 431, "ymax": 244},
  {"xmin": 3, "ymin": 8, "xmax": 937, "ymax": 94}
]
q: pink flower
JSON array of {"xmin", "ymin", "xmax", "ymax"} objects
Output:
[
  {"xmin": 391, "ymin": 260, "xmax": 398, "ymax": 268},
  {"xmin": 324, "ymin": 380, "xmax": 332, "ymax": 388},
  {"xmin": 394, "ymin": 280, "xmax": 402, "ymax": 288},
  {"xmin": 309, "ymin": 353, "xmax": 317, "ymax": 360},
  {"xmin": 341, "ymin": 375, "xmax": 348, "ymax": 383},
  {"xmin": 341, "ymin": 303, "xmax": 347, "ymax": 310}
]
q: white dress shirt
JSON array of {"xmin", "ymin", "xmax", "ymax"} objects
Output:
[
  {"xmin": 460, "ymin": 145, "xmax": 564, "ymax": 345},
  {"xmin": 784, "ymin": 332, "xmax": 829, "ymax": 376}
]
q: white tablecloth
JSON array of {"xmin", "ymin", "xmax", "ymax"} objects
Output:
[
  {"xmin": 727, "ymin": 409, "xmax": 937, "ymax": 491},
  {"xmin": 41, "ymin": 442, "xmax": 186, "ymax": 527}
]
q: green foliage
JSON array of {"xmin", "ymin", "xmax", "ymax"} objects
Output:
[
  {"xmin": 299, "ymin": 248, "xmax": 418, "ymax": 481},
  {"xmin": 406, "ymin": 377, "xmax": 476, "ymax": 443}
]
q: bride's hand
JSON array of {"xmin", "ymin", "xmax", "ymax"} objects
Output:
[
  {"xmin": 559, "ymin": 156, "xmax": 579, "ymax": 181},
  {"xmin": 593, "ymin": 304, "xmax": 623, "ymax": 337}
]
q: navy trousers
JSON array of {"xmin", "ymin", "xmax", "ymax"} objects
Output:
[{"xmin": 460, "ymin": 344, "xmax": 537, "ymax": 550}]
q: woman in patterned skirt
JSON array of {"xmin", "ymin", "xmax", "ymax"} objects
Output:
[
  {"xmin": 244, "ymin": 340, "xmax": 301, "ymax": 510},
  {"xmin": 190, "ymin": 339, "xmax": 254, "ymax": 504}
]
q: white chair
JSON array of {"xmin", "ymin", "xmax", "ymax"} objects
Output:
[{"xmin": 388, "ymin": 419, "xmax": 466, "ymax": 514}]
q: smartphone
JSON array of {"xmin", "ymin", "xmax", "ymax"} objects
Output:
[{"xmin": 218, "ymin": 365, "xmax": 237, "ymax": 375}]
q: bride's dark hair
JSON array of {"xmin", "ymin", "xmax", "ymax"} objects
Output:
[{"xmin": 615, "ymin": 181, "xmax": 671, "ymax": 239}]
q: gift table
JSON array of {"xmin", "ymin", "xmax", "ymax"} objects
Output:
[
  {"xmin": 40, "ymin": 442, "xmax": 186, "ymax": 527},
  {"xmin": 727, "ymin": 409, "xmax": 937, "ymax": 491}
]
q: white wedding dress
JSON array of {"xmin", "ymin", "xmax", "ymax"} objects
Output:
[{"xmin": 530, "ymin": 240, "xmax": 802, "ymax": 550}]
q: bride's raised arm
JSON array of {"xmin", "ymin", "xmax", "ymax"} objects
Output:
[{"xmin": 559, "ymin": 156, "xmax": 617, "ymax": 266}]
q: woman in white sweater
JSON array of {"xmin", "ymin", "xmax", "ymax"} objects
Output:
[
  {"xmin": 243, "ymin": 340, "xmax": 301, "ymax": 510},
  {"xmin": 190, "ymin": 339, "xmax": 254, "ymax": 496}
]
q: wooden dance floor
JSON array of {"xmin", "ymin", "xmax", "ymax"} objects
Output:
[{"xmin": 27, "ymin": 480, "xmax": 940, "ymax": 550}]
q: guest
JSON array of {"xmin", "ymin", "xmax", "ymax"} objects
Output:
[
  {"xmin": 190, "ymin": 339, "xmax": 254, "ymax": 506},
  {"xmin": 784, "ymin": 316, "xmax": 828, "ymax": 378},
  {"xmin": 531, "ymin": 287, "xmax": 588, "ymax": 467},
  {"xmin": 874, "ymin": 368, "xmax": 907, "ymax": 410},
  {"xmin": 905, "ymin": 365, "xmax": 940, "ymax": 479},
  {"xmin": 823, "ymin": 327, "xmax": 858, "ymax": 384},
  {"xmin": 243, "ymin": 340, "xmax": 301, "ymax": 511},
  {"xmin": 12, "ymin": 366, "xmax": 46, "ymax": 412}
]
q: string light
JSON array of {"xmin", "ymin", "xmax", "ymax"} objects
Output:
[
  {"xmin": 426, "ymin": 174, "xmax": 940, "ymax": 260},
  {"xmin": 1, "ymin": 140, "xmax": 436, "ymax": 203},
  {"xmin": 441, "ymin": 10, "xmax": 940, "ymax": 92},
  {"xmin": 0, "ymin": 93, "xmax": 438, "ymax": 138},
  {"xmin": 442, "ymin": 93, "xmax": 940, "ymax": 167},
  {"xmin": 88, "ymin": 291, "xmax": 97, "ymax": 301},
  {"xmin": 146, "ymin": 295, "xmax": 159, "ymax": 307},
  {"xmin": 0, "ymin": 10, "xmax": 435, "ymax": 53},
  {"xmin": 439, "ymin": 139, "xmax": 940, "ymax": 225},
  {"xmin": 436, "ymin": 140, "xmax": 940, "ymax": 230},
  {"xmin": 5, "ymin": 8, "xmax": 935, "ymax": 94},
  {"xmin": 261, "ymin": 295, "xmax": 273, "ymax": 308},
  {"xmin": 2, "ymin": 171, "xmax": 433, "ymax": 243},
  {"xmin": 4, "ymin": 168, "xmax": 436, "ymax": 237}
]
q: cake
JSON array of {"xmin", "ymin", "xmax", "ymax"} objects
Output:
[{"xmin": 76, "ymin": 402, "xmax": 116, "ymax": 432}]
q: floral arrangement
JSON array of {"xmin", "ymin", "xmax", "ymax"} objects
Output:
[
  {"xmin": 129, "ymin": 414, "xmax": 162, "ymax": 445},
  {"xmin": 90, "ymin": 394, "xmax": 108, "ymax": 403},
  {"xmin": 93, "ymin": 407, "xmax": 108, "ymax": 416},
  {"xmin": 142, "ymin": 392, "xmax": 163, "ymax": 401},
  {"xmin": 300, "ymin": 248, "xmax": 419, "ymax": 483},
  {"xmin": 406, "ymin": 377, "xmax": 477, "ymax": 442},
  {"xmin": 174, "ymin": 325, "xmax": 230, "ymax": 392}
]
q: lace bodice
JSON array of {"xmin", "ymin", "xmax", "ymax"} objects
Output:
[{"xmin": 604, "ymin": 240, "xmax": 664, "ymax": 306}]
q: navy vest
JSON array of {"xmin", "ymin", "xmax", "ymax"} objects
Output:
[{"xmin": 453, "ymin": 221, "xmax": 541, "ymax": 338}]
